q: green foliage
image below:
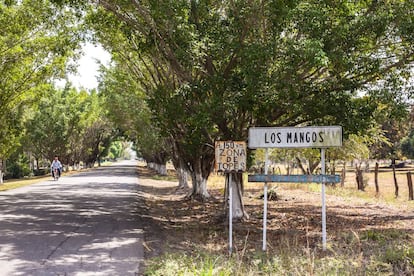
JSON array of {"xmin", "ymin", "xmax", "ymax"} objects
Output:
[
  {"xmin": 107, "ymin": 141, "xmax": 123, "ymax": 160},
  {"xmin": 382, "ymin": 245, "xmax": 414, "ymax": 272},
  {"xmin": 24, "ymin": 85, "xmax": 115, "ymax": 166},
  {"xmin": 5, "ymin": 152, "xmax": 31, "ymax": 179},
  {"xmin": 91, "ymin": 1, "xmax": 414, "ymax": 177},
  {"xmin": 145, "ymin": 229, "xmax": 414, "ymax": 276},
  {"xmin": 401, "ymin": 130, "xmax": 414, "ymax": 159},
  {"xmin": 337, "ymin": 134, "xmax": 370, "ymax": 162},
  {"xmin": 0, "ymin": 0, "xmax": 81, "ymax": 162}
]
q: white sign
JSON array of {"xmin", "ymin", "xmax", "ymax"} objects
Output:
[
  {"xmin": 214, "ymin": 141, "xmax": 247, "ymax": 172},
  {"xmin": 248, "ymin": 126, "xmax": 342, "ymax": 149}
]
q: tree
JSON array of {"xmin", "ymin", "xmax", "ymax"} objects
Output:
[
  {"xmin": 97, "ymin": 63, "xmax": 172, "ymax": 175},
  {"xmin": 0, "ymin": 0, "xmax": 81, "ymax": 181},
  {"xmin": 81, "ymin": 0, "xmax": 414, "ymax": 218},
  {"xmin": 24, "ymin": 85, "xmax": 115, "ymax": 169},
  {"xmin": 401, "ymin": 130, "xmax": 414, "ymax": 160}
]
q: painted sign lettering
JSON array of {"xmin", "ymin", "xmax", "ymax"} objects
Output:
[
  {"xmin": 215, "ymin": 141, "xmax": 247, "ymax": 172},
  {"xmin": 249, "ymin": 126, "xmax": 342, "ymax": 148}
]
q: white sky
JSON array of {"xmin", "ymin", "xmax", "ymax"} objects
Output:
[{"xmin": 56, "ymin": 43, "xmax": 111, "ymax": 90}]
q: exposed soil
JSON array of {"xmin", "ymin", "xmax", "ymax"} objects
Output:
[{"xmin": 135, "ymin": 165, "xmax": 414, "ymax": 264}]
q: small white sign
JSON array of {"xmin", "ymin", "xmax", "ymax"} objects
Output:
[
  {"xmin": 248, "ymin": 126, "xmax": 342, "ymax": 149},
  {"xmin": 215, "ymin": 141, "xmax": 247, "ymax": 172}
]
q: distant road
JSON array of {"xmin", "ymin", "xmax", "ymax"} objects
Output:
[{"xmin": 0, "ymin": 160, "xmax": 144, "ymax": 276}]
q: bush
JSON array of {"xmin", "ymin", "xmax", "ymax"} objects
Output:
[
  {"xmin": 5, "ymin": 153, "xmax": 31, "ymax": 179},
  {"xmin": 33, "ymin": 169, "xmax": 49, "ymax": 176}
]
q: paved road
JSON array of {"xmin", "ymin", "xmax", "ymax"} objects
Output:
[{"xmin": 0, "ymin": 160, "xmax": 144, "ymax": 276}]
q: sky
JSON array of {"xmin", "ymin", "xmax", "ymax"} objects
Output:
[{"xmin": 57, "ymin": 43, "xmax": 111, "ymax": 90}]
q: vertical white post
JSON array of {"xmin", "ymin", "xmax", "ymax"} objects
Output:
[
  {"xmin": 229, "ymin": 173, "xmax": 233, "ymax": 254},
  {"xmin": 263, "ymin": 148, "xmax": 269, "ymax": 251},
  {"xmin": 321, "ymin": 148, "xmax": 327, "ymax": 251}
]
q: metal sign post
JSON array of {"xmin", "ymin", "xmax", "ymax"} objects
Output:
[
  {"xmin": 263, "ymin": 148, "xmax": 269, "ymax": 251},
  {"xmin": 248, "ymin": 126, "xmax": 342, "ymax": 251},
  {"xmin": 229, "ymin": 173, "xmax": 233, "ymax": 254},
  {"xmin": 321, "ymin": 148, "xmax": 327, "ymax": 250}
]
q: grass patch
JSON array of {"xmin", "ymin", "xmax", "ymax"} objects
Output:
[
  {"xmin": 0, "ymin": 176, "xmax": 49, "ymax": 191},
  {"xmin": 145, "ymin": 231, "xmax": 414, "ymax": 275},
  {"xmin": 152, "ymin": 175, "xmax": 178, "ymax": 182},
  {"xmin": 142, "ymin": 166, "xmax": 414, "ymax": 275}
]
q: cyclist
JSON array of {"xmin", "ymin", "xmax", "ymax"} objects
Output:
[{"xmin": 51, "ymin": 155, "xmax": 63, "ymax": 179}]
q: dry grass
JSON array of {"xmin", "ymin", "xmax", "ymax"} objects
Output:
[
  {"xmin": 141, "ymin": 164, "xmax": 414, "ymax": 275},
  {"xmin": 0, "ymin": 176, "xmax": 49, "ymax": 191},
  {"xmin": 0, "ymin": 169, "xmax": 90, "ymax": 191}
]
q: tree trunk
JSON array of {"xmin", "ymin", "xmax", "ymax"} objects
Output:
[
  {"xmin": 0, "ymin": 159, "xmax": 4, "ymax": 184},
  {"xmin": 224, "ymin": 172, "xmax": 249, "ymax": 220},
  {"xmin": 355, "ymin": 165, "xmax": 364, "ymax": 191},
  {"xmin": 188, "ymin": 158, "xmax": 210, "ymax": 200},
  {"xmin": 340, "ymin": 166, "xmax": 345, "ymax": 187},
  {"xmin": 295, "ymin": 157, "xmax": 307, "ymax": 174},
  {"xmin": 171, "ymin": 150, "xmax": 189, "ymax": 189},
  {"xmin": 392, "ymin": 164, "xmax": 399, "ymax": 198},
  {"xmin": 171, "ymin": 140, "xmax": 188, "ymax": 189},
  {"xmin": 309, "ymin": 160, "xmax": 320, "ymax": 174},
  {"xmin": 374, "ymin": 162, "xmax": 379, "ymax": 196},
  {"xmin": 176, "ymin": 159, "xmax": 189, "ymax": 189},
  {"xmin": 190, "ymin": 171, "xmax": 210, "ymax": 200},
  {"xmin": 407, "ymin": 172, "xmax": 413, "ymax": 201},
  {"xmin": 158, "ymin": 163, "xmax": 167, "ymax": 176}
]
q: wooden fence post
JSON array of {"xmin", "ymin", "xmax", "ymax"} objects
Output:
[
  {"xmin": 407, "ymin": 172, "xmax": 414, "ymax": 201},
  {"xmin": 341, "ymin": 167, "xmax": 345, "ymax": 187},
  {"xmin": 392, "ymin": 164, "xmax": 399, "ymax": 198},
  {"xmin": 375, "ymin": 162, "xmax": 379, "ymax": 196}
]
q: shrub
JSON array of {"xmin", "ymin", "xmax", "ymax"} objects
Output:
[{"xmin": 5, "ymin": 153, "xmax": 31, "ymax": 179}]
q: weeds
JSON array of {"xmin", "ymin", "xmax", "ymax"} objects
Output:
[
  {"xmin": 145, "ymin": 229, "xmax": 414, "ymax": 275},
  {"xmin": 142, "ymin": 166, "xmax": 414, "ymax": 275},
  {"xmin": 151, "ymin": 175, "xmax": 178, "ymax": 182}
]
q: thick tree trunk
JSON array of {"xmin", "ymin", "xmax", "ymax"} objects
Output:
[
  {"xmin": 158, "ymin": 163, "xmax": 167, "ymax": 176},
  {"xmin": 171, "ymin": 140, "xmax": 188, "ymax": 189},
  {"xmin": 190, "ymin": 171, "xmax": 210, "ymax": 200},
  {"xmin": 188, "ymin": 157, "xmax": 210, "ymax": 200},
  {"xmin": 340, "ymin": 163, "xmax": 346, "ymax": 187},
  {"xmin": 224, "ymin": 172, "xmax": 249, "ymax": 220},
  {"xmin": 171, "ymin": 150, "xmax": 189, "ymax": 189},
  {"xmin": 176, "ymin": 159, "xmax": 189, "ymax": 189},
  {"xmin": 355, "ymin": 165, "xmax": 364, "ymax": 191}
]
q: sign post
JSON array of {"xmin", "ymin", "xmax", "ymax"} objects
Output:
[
  {"xmin": 248, "ymin": 126, "xmax": 342, "ymax": 251},
  {"xmin": 214, "ymin": 141, "xmax": 247, "ymax": 254},
  {"xmin": 229, "ymin": 173, "xmax": 233, "ymax": 253},
  {"xmin": 321, "ymin": 148, "xmax": 327, "ymax": 250},
  {"xmin": 263, "ymin": 148, "xmax": 269, "ymax": 251}
]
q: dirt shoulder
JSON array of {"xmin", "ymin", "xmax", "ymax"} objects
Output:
[{"xmin": 135, "ymin": 165, "xmax": 414, "ymax": 263}]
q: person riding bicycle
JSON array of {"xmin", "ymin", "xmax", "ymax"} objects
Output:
[{"xmin": 51, "ymin": 155, "xmax": 63, "ymax": 178}]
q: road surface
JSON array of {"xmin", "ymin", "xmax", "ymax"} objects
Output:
[{"xmin": 0, "ymin": 160, "xmax": 144, "ymax": 276}]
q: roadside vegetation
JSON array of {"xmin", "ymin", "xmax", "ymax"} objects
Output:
[
  {"xmin": 0, "ymin": 177, "xmax": 49, "ymax": 192},
  {"xmin": 138, "ymin": 165, "xmax": 414, "ymax": 276}
]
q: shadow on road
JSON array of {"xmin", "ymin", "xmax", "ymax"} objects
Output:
[{"xmin": 0, "ymin": 161, "xmax": 144, "ymax": 276}]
